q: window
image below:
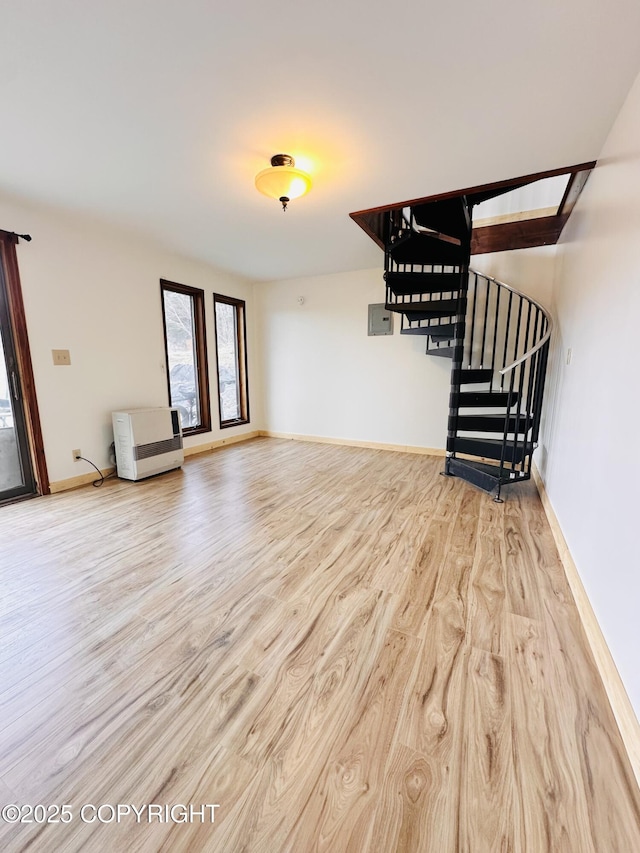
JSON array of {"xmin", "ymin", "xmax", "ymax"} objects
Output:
[
  {"xmin": 160, "ymin": 279, "xmax": 211, "ymax": 434},
  {"xmin": 213, "ymin": 293, "xmax": 249, "ymax": 428}
]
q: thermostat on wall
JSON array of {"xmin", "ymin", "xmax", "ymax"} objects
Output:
[{"xmin": 368, "ymin": 303, "xmax": 394, "ymax": 336}]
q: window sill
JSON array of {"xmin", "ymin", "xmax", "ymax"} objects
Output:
[
  {"xmin": 182, "ymin": 423, "xmax": 212, "ymax": 437},
  {"xmin": 219, "ymin": 418, "xmax": 250, "ymax": 430}
]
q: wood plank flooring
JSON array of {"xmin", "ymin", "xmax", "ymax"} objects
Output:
[{"xmin": 0, "ymin": 437, "xmax": 638, "ymax": 852}]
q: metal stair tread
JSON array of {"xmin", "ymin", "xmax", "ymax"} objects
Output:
[
  {"xmin": 385, "ymin": 270, "xmax": 462, "ymax": 297},
  {"xmin": 450, "ymin": 436, "xmax": 528, "ymax": 463},
  {"xmin": 426, "ymin": 346, "xmax": 455, "ymax": 358},
  {"xmin": 454, "ymin": 368, "xmax": 494, "ymax": 384},
  {"xmin": 388, "ymin": 235, "xmax": 467, "ymax": 266},
  {"xmin": 386, "ymin": 299, "xmax": 459, "ymax": 314},
  {"xmin": 453, "ymin": 390, "xmax": 519, "ymax": 407},
  {"xmin": 448, "ymin": 458, "xmax": 507, "ymax": 480},
  {"xmin": 400, "ymin": 326, "xmax": 435, "ymax": 336},
  {"xmin": 401, "ymin": 322, "xmax": 459, "ymax": 339},
  {"xmin": 456, "ymin": 414, "xmax": 531, "ymax": 432},
  {"xmin": 428, "ymin": 323, "xmax": 457, "ymax": 340},
  {"xmin": 446, "ymin": 457, "xmax": 518, "ymax": 493}
]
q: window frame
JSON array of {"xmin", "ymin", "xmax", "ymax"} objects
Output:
[
  {"xmin": 213, "ymin": 292, "xmax": 250, "ymax": 429},
  {"xmin": 160, "ymin": 278, "xmax": 211, "ymax": 436}
]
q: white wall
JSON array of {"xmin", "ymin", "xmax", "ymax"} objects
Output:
[
  {"xmin": 471, "ymin": 244, "xmax": 557, "ymax": 310},
  {"xmin": 0, "ymin": 195, "xmax": 260, "ymax": 485},
  {"xmin": 539, "ymin": 69, "xmax": 640, "ymax": 714},
  {"xmin": 255, "ymin": 268, "xmax": 452, "ymax": 449}
]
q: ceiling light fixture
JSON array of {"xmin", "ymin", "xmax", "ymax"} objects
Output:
[{"xmin": 255, "ymin": 154, "xmax": 312, "ymax": 211}]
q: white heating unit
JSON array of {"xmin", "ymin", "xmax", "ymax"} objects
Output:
[{"xmin": 112, "ymin": 407, "xmax": 183, "ymax": 481}]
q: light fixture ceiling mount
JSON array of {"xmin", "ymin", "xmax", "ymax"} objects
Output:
[
  {"xmin": 255, "ymin": 154, "xmax": 312, "ymax": 211},
  {"xmin": 271, "ymin": 153, "xmax": 294, "ymax": 168}
]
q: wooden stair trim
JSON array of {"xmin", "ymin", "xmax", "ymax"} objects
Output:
[
  {"xmin": 471, "ymin": 214, "xmax": 570, "ymax": 254},
  {"xmin": 350, "ymin": 161, "xmax": 596, "ymax": 255}
]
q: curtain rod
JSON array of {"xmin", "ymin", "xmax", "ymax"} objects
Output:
[{"xmin": 0, "ymin": 229, "xmax": 32, "ymax": 243}]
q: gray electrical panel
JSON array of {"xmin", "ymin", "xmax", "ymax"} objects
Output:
[{"xmin": 368, "ymin": 303, "xmax": 394, "ymax": 336}]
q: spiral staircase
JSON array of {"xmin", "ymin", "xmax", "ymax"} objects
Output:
[
  {"xmin": 350, "ymin": 164, "xmax": 600, "ymax": 499},
  {"xmin": 383, "ymin": 195, "xmax": 552, "ymax": 500}
]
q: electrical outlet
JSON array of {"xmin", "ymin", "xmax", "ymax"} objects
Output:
[{"xmin": 72, "ymin": 448, "xmax": 81, "ymax": 462}]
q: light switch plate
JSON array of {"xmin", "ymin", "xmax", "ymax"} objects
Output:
[{"xmin": 52, "ymin": 349, "xmax": 71, "ymax": 366}]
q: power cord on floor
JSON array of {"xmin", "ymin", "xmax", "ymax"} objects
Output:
[{"xmin": 75, "ymin": 452, "xmax": 118, "ymax": 487}]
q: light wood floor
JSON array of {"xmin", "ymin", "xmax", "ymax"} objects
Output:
[{"xmin": 1, "ymin": 437, "xmax": 639, "ymax": 852}]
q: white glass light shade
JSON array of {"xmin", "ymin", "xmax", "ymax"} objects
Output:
[{"xmin": 255, "ymin": 165, "xmax": 312, "ymax": 202}]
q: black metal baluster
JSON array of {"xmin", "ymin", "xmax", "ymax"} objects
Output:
[
  {"xmin": 495, "ymin": 368, "xmax": 517, "ymax": 502},
  {"xmin": 511, "ymin": 295, "xmax": 524, "ymax": 371},
  {"xmin": 500, "ymin": 291, "xmax": 513, "ymax": 390},
  {"xmin": 531, "ymin": 328, "xmax": 550, "ymax": 445},
  {"xmin": 512, "ymin": 301, "xmax": 532, "ymax": 476},
  {"xmin": 522, "ymin": 308, "xmax": 542, "ymax": 464},
  {"xmin": 523, "ymin": 344, "xmax": 539, "ymax": 474},
  {"xmin": 480, "ymin": 276, "xmax": 490, "ymax": 368},
  {"xmin": 467, "ymin": 272, "xmax": 478, "ymax": 369},
  {"xmin": 489, "ymin": 285, "xmax": 501, "ymax": 391},
  {"xmin": 445, "ymin": 199, "xmax": 472, "ymax": 476}
]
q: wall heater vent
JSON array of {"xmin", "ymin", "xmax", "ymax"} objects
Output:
[{"xmin": 133, "ymin": 435, "xmax": 183, "ymax": 461}]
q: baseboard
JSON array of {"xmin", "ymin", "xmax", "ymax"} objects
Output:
[
  {"xmin": 184, "ymin": 430, "xmax": 261, "ymax": 458},
  {"xmin": 532, "ymin": 463, "xmax": 640, "ymax": 788},
  {"xmin": 258, "ymin": 430, "xmax": 446, "ymax": 457},
  {"xmin": 50, "ymin": 468, "xmax": 115, "ymax": 493}
]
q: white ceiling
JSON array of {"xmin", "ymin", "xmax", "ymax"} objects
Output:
[{"xmin": 1, "ymin": 1, "xmax": 640, "ymax": 281}]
